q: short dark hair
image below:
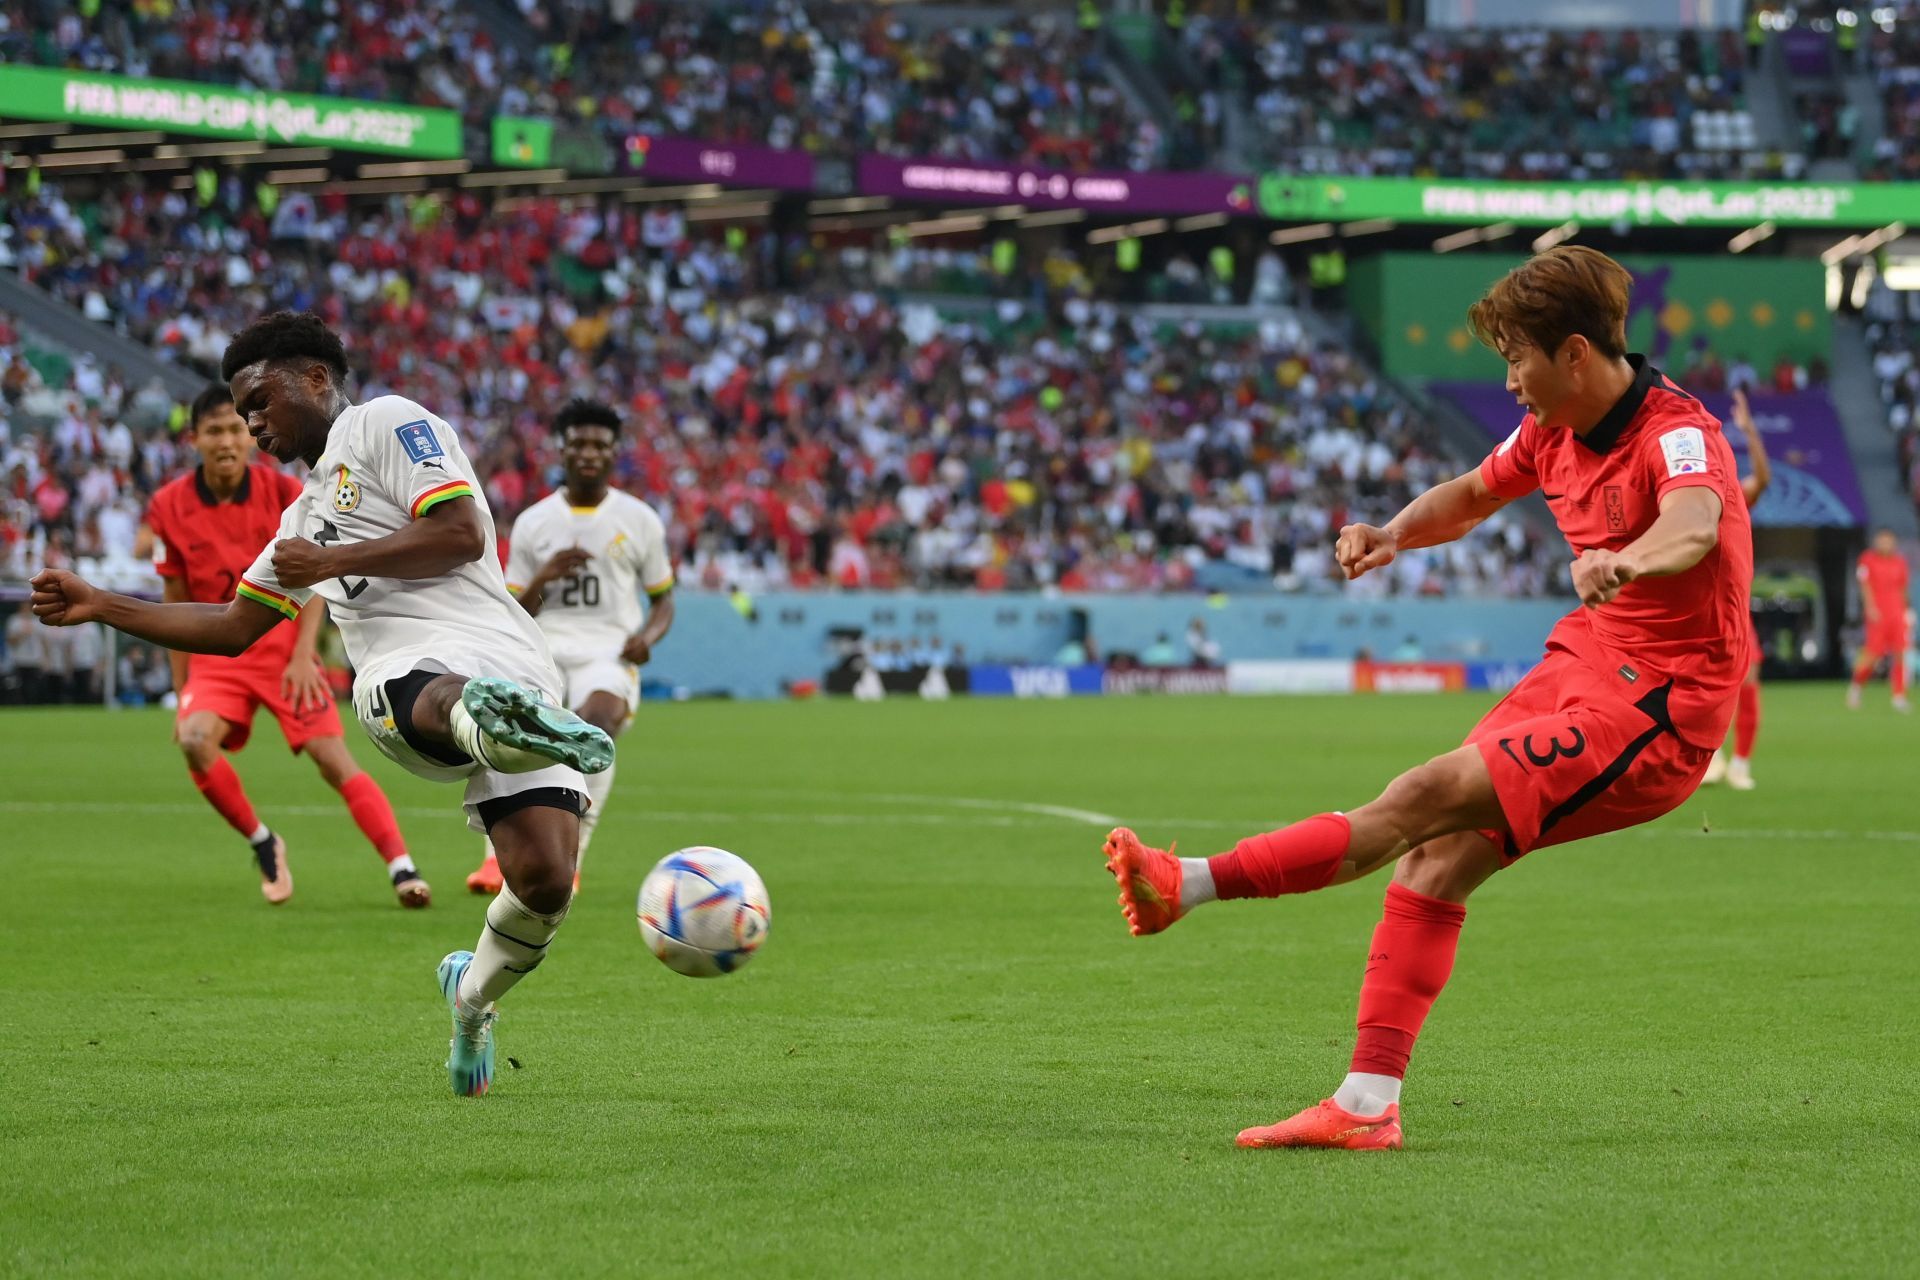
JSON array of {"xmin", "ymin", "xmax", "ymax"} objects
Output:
[
  {"xmin": 553, "ymin": 397, "xmax": 622, "ymax": 438},
  {"xmin": 220, "ymin": 311, "xmax": 349, "ymax": 384},
  {"xmin": 188, "ymin": 382, "xmax": 235, "ymax": 428},
  {"xmin": 1468, "ymin": 246, "xmax": 1632, "ymax": 363}
]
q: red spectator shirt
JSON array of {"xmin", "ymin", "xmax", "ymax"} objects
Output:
[
  {"xmin": 148, "ymin": 464, "xmax": 305, "ymax": 671},
  {"xmin": 1857, "ymin": 550, "xmax": 1911, "ymax": 622},
  {"xmin": 1479, "ymin": 356, "xmax": 1754, "ymax": 748}
]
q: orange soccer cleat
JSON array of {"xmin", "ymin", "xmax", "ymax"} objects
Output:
[
  {"xmin": 1236, "ymin": 1099, "xmax": 1403, "ymax": 1151},
  {"xmin": 1101, "ymin": 827, "xmax": 1185, "ymax": 936},
  {"xmin": 465, "ymin": 853, "xmax": 503, "ymax": 896}
]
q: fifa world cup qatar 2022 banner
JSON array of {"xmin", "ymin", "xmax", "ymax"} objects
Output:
[
  {"xmin": 1430, "ymin": 382, "xmax": 1868, "ymax": 528},
  {"xmin": 1258, "ymin": 173, "xmax": 1920, "ymax": 228},
  {"xmin": 0, "ymin": 65, "xmax": 461, "ymax": 158}
]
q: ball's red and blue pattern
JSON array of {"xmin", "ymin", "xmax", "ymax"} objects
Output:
[{"xmin": 637, "ymin": 847, "xmax": 771, "ymax": 977}]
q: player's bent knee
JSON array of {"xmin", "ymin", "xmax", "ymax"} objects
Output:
[
  {"xmin": 177, "ymin": 731, "xmax": 222, "ymax": 770},
  {"xmin": 1394, "ymin": 834, "xmax": 1501, "ymax": 903},
  {"xmin": 515, "ymin": 870, "xmax": 575, "ymax": 918}
]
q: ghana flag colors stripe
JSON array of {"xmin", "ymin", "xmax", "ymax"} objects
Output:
[
  {"xmin": 410, "ymin": 480, "xmax": 474, "ymax": 518},
  {"xmin": 236, "ymin": 578, "xmax": 299, "ymax": 619}
]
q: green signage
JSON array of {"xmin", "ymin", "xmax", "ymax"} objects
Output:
[
  {"xmin": 1353, "ymin": 253, "xmax": 1830, "ymax": 379},
  {"xmin": 1259, "ymin": 174, "xmax": 1920, "ymax": 228},
  {"xmin": 0, "ymin": 65, "xmax": 461, "ymax": 158},
  {"xmin": 492, "ymin": 117, "xmax": 554, "ymax": 168},
  {"xmin": 489, "ymin": 115, "xmax": 613, "ymax": 175}
]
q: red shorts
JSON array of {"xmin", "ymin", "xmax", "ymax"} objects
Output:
[
  {"xmin": 178, "ymin": 657, "xmax": 344, "ymax": 754},
  {"xmin": 1864, "ymin": 619, "xmax": 1909, "ymax": 659},
  {"xmin": 1467, "ymin": 649, "xmax": 1715, "ymax": 862}
]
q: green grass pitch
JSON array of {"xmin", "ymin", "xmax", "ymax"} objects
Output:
[{"xmin": 3, "ymin": 686, "xmax": 1914, "ymax": 1277}]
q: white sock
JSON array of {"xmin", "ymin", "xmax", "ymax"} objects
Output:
[
  {"xmin": 577, "ymin": 761, "xmax": 615, "ymax": 870},
  {"xmin": 457, "ymin": 884, "xmax": 571, "ymax": 1016},
  {"xmin": 1333, "ymin": 1072, "xmax": 1403, "ymax": 1117},
  {"xmin": 245, "ymin": 822, "xmax": 270, "ymax": 845},
  {"xmin": 1179, "ymin": 857, "xmax": 1216, "ymax": 908},
  {"xmin": 387, "ymin": 854, "xmax": 418, "ymax": 879},
  {"xmin": 1731, "ymin": 755, "xmax": 1750, "ymax": 768},
  {"xmin": 447, "ymin": 684, "xmax": 550, "ymax": 773}
]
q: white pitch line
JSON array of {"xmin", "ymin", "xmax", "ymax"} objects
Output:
[
  {"xmin": 6, "ymin": 800, "xmax": 1913, "ymax": 844},
  {"xmin": 0, "ymin": 799, "xmax": 1084, "ymax": 830}
]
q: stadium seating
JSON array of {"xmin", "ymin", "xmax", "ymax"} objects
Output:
[
  {"xmin": 0, "ymin": 172, "xmax": 1570, "ymax": 599},
  {"xmin": 1177, "ymin": 18, "xmax": 1795, "ymax": 180},
  {"xmin": 7, "ymin": 0, "xmax": 1166, "ymax": 172},
  {"xmin": 1867, "ymin": 5, "xmax": 1920, "ymax": 181}
]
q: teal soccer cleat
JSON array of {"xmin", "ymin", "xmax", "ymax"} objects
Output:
[
  {"xmin": 458, "ymin": 677, "xmax": 614, "ymax": 775},
  {"xmin": 437, "ymin": 950, "xmax": 496, "ymax": 1098}
]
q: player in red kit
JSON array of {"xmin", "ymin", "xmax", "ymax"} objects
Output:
[
  {"xmin": 1099, "ymin": 247, "xmax": 1752, "ymax": 1149},
  {"xmin": 1848, "ymin": 527, "xmax": 1911, "ymax": 712},
  {"xmin": 1702, "ymin": 387, "xmax": 1772, "ymax": 789},
  {"xmin": 145, "ymin": 384, "xmax": 427, "ymax": 906}
]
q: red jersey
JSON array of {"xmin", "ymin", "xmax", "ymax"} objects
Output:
[
  {"xmin": 148, "ymin": 464, "xmax": 305, "ymax": 668},
  {"xmin": 1480, "ymin": 356, "xmax": 1754, "ymax": 748},
  {"xmin": 1857, "ymin": 549, "xmax": 1910, "ymax": 619}
]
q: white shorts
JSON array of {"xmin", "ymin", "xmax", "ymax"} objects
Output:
[
  {"xmin": 351, "ymin": 652, "xmax": 586, "ymax": 833},
  {"xmin": 558, "ymin": 655, "xmax": 639, "ymax": 716}
]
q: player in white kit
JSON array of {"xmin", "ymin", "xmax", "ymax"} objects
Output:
[
  {"xmin": 465, "ymin": 398, "xmax": 676, "ymax": 896},
  {"xmin": 30, "ymin": 312, "xmax": 611, "ymax": 1099}
]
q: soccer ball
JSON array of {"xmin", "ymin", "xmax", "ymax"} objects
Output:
[{"xmin": 637, "ymin": 847, "xmax": 770, "ymax": 977}]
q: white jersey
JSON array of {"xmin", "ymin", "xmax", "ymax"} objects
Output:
[
  {"xmin": 505, "ymin": 489, "xmax": 673, "ymax": 666},
  {"xmin": 238, "ymin": 395, "xmax": 558, "ymax": 695}
]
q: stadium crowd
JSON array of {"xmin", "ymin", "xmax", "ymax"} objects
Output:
[
  {"xmin": 6, "ymin": 0, "xmax": 1166, "ymax": 173},
  {"xmin": 1867, "ymin": 3, "xmax": 1920, "ymax": 182},
  {"xmin": 1864, "ymin": 279, "xmax": 1920, "ymax": 518},
  {"xmin": 0, "ymin": 172, "xmax": 1571, "ymax": 606},
  {"xmin": 1178, "ymin": 18, "xmax": 1794, "ymax": 180}
]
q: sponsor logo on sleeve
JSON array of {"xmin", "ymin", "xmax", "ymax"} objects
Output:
[
  {"xmin": 394, "ymin": 419, "xmax": 445, "ymax": 463},
  {"xmin": 1659, "ymin": 426, "xmax": 1708, "ymax": 478}
]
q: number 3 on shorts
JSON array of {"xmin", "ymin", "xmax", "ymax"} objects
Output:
[{"xmin": 1497, "ymin": 727, "xmax": 1588, "ymax": 771}]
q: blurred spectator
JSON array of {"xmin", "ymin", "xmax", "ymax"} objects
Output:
[{"xmin": 1188, "ymin": 18, "xmax": 1792, "ymax": 180}]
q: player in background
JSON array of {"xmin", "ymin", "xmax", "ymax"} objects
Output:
[
  {"xmin": 32, "ymin": 312, "xmax": 613, "ymax": 1098},
  {"xmin": 1100, "ymin": 248, "xmax": 1752, "ymax": 1150},
  {"xmin": 1848, "ymin": 527, "xmax": 1911, "ymax": 712},
  {"xmin": 465, "ymin": 398, "xmax": 676, "ymax": 896},
  {"xmin": 146, "ymin": 384, "xmax": 425, "ymax": 906},
  {"xmin": 1701, "ymin": 387, "xmax": 1772, "ymax": 789}
]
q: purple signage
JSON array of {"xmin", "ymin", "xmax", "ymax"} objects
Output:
[
  {"xmin": 1430, "ymin": 382, "xmax": 1867, "ymax": 527},
  {"xmin": 857, "ymin": 154, "xmax": 1258, "ymax": 217},
  {"xmin": 618, "ymin": 133, "xmax": 815, "ymax": 191}
]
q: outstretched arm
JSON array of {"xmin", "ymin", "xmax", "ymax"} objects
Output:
[
  {"xmin": 1731, "ymin": 389, "xmax": 1771, "ymax": 508},
  {"xmin": 1336, "ymin": 468, "xmax": 1514, "ymax": 580},
  {"xmin": 31, "ymin": 569, "xmax": 284, "ymax": 657}
]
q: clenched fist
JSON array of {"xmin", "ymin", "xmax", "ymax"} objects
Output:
[
  {"xmin": 1572, "ymin": 547, "xmax": 1638, "ymax": 608},
  {"xmin": 29, "ymin": 568, "xmax": 98, "ymax": 626},
  {"xmin": 1335, "ymin": 523, "xmax": 1398, "ymax": 581},
  {"xmin": 271, "ymin": 538, "xmax": 338, "ymax": 590}
]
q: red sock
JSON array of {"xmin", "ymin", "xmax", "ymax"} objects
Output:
[
  {"xmin": 1208, "ymin": 812, "xmax": 1350, "ymax": 899},
  {"xmin": 1895, "ymin": 657, "xmax": 1910, "ymax": 698},
  {"xmin": 1733, "ymin": 682, "xmax": 1760, "ymax": 758},
  {"xmin": 339, "ymin": 772, "xmax": 408, "ymax": 863},
  {"xmin": 1350, "ymin": 882, "xmax": 1467, "ymax": 1078},
  {"xmin": 190, "ymin": 757, "xmax": 260, "ymax": 838}
]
